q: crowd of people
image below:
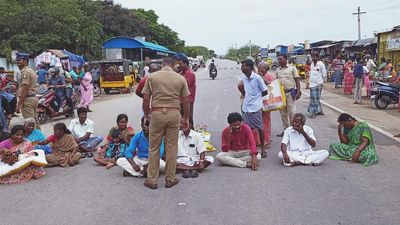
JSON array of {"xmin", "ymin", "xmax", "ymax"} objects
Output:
[{"xmin": 0, "ymin": 53, "xmax": 379, "ymax": 187}]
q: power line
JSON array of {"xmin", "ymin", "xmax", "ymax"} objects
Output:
[{"xmin": 367, "ymin": 3, "xmax": 400, "ymax": 13}]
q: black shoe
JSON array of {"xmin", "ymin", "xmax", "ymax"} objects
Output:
[
  {"xmin": 277, "ymin": 132, "xmax": 284, "ymax": 137},
  {"xmin": 182, "ymin": 170, "xmax": 191, "ymax": 178}
]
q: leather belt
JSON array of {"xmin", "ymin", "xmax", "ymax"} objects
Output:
[
  {"xmin": 151, "ymin": 107, "xmax": 180, "ymax": 114},
  {"xmin": 27, "ymin": 94, "xmax": 36, "ymax": 97}
]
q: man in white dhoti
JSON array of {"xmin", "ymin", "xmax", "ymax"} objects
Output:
[
  {"xmin": 177, "ymin": 119, "xmax": 214, "ymax": 178},
  {"xmin": 278, "ymin": 113, "xmax": 329, "ymax": 166}
]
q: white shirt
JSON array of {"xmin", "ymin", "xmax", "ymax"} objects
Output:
[
  {"xmin": 281, "ymin": 125, "xmax": 316, "ymax": 152},
  {"xmin": 143, "ymin": 66, "xmax": 149, "ymax": 77},
  {"xmin": 68, "ymin": 118, "xmax": 95, "ymax": 138},
  {"xmin": 177, "ymin": 130, "xmax": 206, "ymax": 158},
  {"xmin": 366, "ymin": 59, "xmax": 376, "ymax": 71},
  {"xmin": 309, "ymin": 61, "xmax": 326, "ymax": 88},
  {"xmin": 363, "ymin": 66, "xmax": 369, "ymax": 74}
]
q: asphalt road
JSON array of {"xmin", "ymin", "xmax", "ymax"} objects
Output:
[{"xmin": 1, "ymin": 59, "xmax": 400, "ymax": 225}]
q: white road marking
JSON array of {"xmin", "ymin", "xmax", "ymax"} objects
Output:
[
  {"xmin": 212, "ymin": 104, "xmax": 220, "ymax": 120},
  {"xmin": 303, "ymin": 92, "xmax": 400, "ymax": 143}
]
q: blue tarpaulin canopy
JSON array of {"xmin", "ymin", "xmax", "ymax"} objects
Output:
[
  {"xmin": 102, "ymin": 36, "xmax": 174, "ymax": 54},
  {"xmin": 63, "ymin": 49, "xmax": 85, "ymax": 67}
]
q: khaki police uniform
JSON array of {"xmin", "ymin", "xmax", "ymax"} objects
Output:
[
  {"xmin": 18, "ymin": 66, "xmax": 40, "ymax": 129},
  {"xmin": 143, "ymin": 66, "xmax": 190, "ymax": 185},
  {"xmin": 276, "ymin": 65, "xmax": 299, "ymax": 129}
]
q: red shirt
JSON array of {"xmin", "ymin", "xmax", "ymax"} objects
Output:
[
  {"xmin": 135, "ymin": 76, "xmax": 148, "ymax": 97},
  {"xmin": 181, "ymin": 68, "xmax": 196, "ymax": 103},
  {"xmin": 221, "ymin": 124, "xmax": 257, "ymax": 155},
  {"xmin": 46, "ymin": 135, "xmax": 58, "ymax": 143}
]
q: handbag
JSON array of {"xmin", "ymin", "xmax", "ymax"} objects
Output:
[
  {"xmin": 262, "ymin": 80, "xmax": 287, "ymax": 112},
  {"xmin": 361, "ymin": 86, "xmax": 367, "ymax": 97}
]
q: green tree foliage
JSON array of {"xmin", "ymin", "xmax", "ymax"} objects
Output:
[
  {"xmin": 0, "ymin": 0, "xmax": 211, "ymax": 61},
  {"xmin": 182, "ymin": 46, "xmax": 216, "ymax": 59},
  {"xmin": 225, "ymin": 44, "xmax": 260, "ymax": 61}
]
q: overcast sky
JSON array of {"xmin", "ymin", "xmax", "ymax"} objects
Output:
[{"xmin": 115, "ymin": 0, "xmax": 400, "ymax": 54}]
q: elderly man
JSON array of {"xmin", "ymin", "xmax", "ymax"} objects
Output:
[
  {"xmin": 15, "ymin": 53, "xmax": 41, "ymax": 130},
  {"xmin": 142, "ymin": 57, "xmax": 190, "ymax": 189},
  {"xmin": 276, "ymin": 54, "xmax": 301, "ymax": 137},
  {"xmin": 308, "ymin": 53, "xmax": 326, "ymax": 117},
  {"xmin": 216, "ymin": 112, "xmax": 261, "ymax": 170},
  {"xmin": 177, "ymin": 118, "xmax": 214, "ymax": 178},
  {"xmin": 279, "ymin": 113, "xmax": 329, "ymax": 166}
]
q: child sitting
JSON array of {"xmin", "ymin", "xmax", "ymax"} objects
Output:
[{"xmin": 94, "ymin": 129, "xmax": 128, "ymax": 169}]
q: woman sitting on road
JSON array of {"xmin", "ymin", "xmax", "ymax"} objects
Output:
[
  {"xmin": 106, "ymin": 114, "xmax": 135, "ymax": 144},
  {"xmin": 39, "ymin": 123, "xmax": 81, "ymax": 167},
  {"xmin": 24, "ymin": 118, "xmax": 51, "ymax": 154},
  {"xmin": 329, "ymin": 113, "xmax": 378, "ymax": 166},
  {"xmin": 0, "ymin": 125, "xmax": 47, "ymax": 184}
]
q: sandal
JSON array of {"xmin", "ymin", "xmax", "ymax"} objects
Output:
[
  {"xmin": 261, "ymin": 151, "xmax": 268, "ymax": 158},
  {"xmin": 144, "ymin": 180, "xmax": 158, "ymax": 189},
  {"xmin": 165, "ymin": 178, "xmax": 179, "ymax": 188},
  {"xmin": 190, "ymin": 171, "xmax": 199, "ymax": 178},
  {"xmin": 182, "ymin": 170, "xmax": 191, "ymax": 178}
]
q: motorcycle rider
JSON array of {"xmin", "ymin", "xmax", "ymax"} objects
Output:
[
  {"xmin": 209, "ymin": 59, "xmax": 218, "ymax": 77},
  {"xmin": 48, "ymin": 68, "xmax": 66, "ymax": 113}
]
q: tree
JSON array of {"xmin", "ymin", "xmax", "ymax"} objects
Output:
[{"xmin": 225, "ymin": 44, "xmax": 260, "ymax": 61}]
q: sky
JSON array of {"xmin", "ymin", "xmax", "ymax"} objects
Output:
[{"xmin": 114, "ymin": 0, "xmax": 400, "ymax": 54}]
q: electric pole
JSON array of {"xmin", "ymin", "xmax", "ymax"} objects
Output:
[
  {"xmin": 352, "ymin": 6, "xmax": 366, "ymax": 40},
  {"xmin": 249, "ymin": 40, "xmax": 252, "ymax": 58}
]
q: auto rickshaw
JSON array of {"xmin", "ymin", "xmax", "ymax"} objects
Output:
[
  {"xmin": 95, "ymin": 59, "xmax": 136, "ymax": 94},
  {"xmin": 290, "ymin": 55, "xmax": 308, "ymax": 79}
]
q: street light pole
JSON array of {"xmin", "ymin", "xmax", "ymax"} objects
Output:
[{"xmin": 249, "ymin": 40, "xmax": 252, "ymax": 58}]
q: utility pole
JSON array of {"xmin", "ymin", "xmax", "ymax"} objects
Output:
[
  {"xmin": 249, "ymin": 40, "xmax": 252, "ymax": 58},
  {"xmin": 352, "ymin": 6, "xmax": 366, "ymax": 40}
]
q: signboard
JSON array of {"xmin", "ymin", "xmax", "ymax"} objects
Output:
[
  {"xmin": 386, "ymin": 30, "xmax": 400, "ymax": 51},
  {"xmin": 260, "ymin": 48, "xmax": 268, "ymax": 58}
]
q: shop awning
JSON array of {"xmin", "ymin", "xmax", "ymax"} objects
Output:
[{"xmin": 102, "ymin": 36, "xmax": 174, "ymax": 54}]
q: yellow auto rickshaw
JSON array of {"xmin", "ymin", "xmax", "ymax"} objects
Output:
[{"xmin": 95, "ymin": 59, "xmax": 136, "ymax": 94}]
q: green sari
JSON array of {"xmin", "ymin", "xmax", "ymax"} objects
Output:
[{"xmin": 329, "ymin": 122, "xmax": 378, "ymax": 166}]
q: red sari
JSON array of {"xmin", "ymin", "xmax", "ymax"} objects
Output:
[
  {"xmin": 254, "ymin": 72, "xmax": 275, "ymax": 146},
  {"xmin": 343, "ymin": 63, "xmax": 354, "ymax": 94}
]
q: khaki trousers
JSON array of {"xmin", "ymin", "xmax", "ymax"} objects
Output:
[
  {"xmin": 279, "ymin": 93, "xmax": 296, "ymax": 129},
  {"xmin": 216, "ymin": 150, "xmax": 261, "ymax": 168},
  {"xmin": 116, "ymin": 157, "xmax": 166, "ymax": 177},
  {"xmin": 147, "ymin": 110, "xmax": 181, "ymax": 184},
  {"xmin": 21, "ymin": 97, "xmax": 41, "ymax": 130}
]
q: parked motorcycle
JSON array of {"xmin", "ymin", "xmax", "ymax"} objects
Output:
[
  {"xmin": 370, "ymin": 81, "xmax": 400, "ymax": 109},
  {"xmin": 37, "ymin": 89, "xmax": 77, "ymax": 124},
  {"xmin": 209, "ymin": 68, "xmax": 217, "ymax": 80}
]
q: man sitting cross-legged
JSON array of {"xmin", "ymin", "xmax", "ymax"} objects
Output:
[
  {"xmin": 216, "ymin": 112, "xmax": 261, "ymax": 171},
  {"xmin": 177, "ymin": 119, "xmax": 214, "ymax": 178},
  {"xmin": 68, "ymin": 107, "xmax": 103, "ymax": 158},
  {"xmin": 116, "ymin": 117, "xmax": 166, "ymax": 177},
  {"xmin": 278, "ymin": 113, "xmax": 329, "ymax": 167}
]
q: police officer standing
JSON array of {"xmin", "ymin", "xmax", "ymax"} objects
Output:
[
  {"xmin": 142, "ymin": 57, "xmax": 190, "ymax": 189},
  {"xmin": 15, "ymin": 53, "xmax": 40, "ymax": 129}
]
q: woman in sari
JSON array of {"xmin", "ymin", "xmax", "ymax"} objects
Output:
[
  {"xmin": 97, "ymin": 114, "xmax": 135, "ymax": 156},
  {"xmin": 0, "ymin": 125, "xmax": 47, "ymax": 184},
  {"xmin": 39, "ymin": 123, "xmax": 80, "ymax": 167},
  {"xmin": 329, "ymin": 113, "xmax": 378, "ymax": 166},
  {"xmin": 343, "ymin": 60, "xmax": 354, "ymax": 95},
  {"xmin": 24, "ymin": 118, "xmax": 51, "ymax": 154},
  {"xmin": 80, "ymin": 64, "xmax": 93, "ymax": 112},
  {"xmin": 257, "ymin": 62, "xmax": 275, "ymax": 153}
]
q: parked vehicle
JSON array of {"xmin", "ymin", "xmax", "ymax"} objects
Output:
[
  {"xmin": 37, "ymin": 89, "xmax": 77, "ymax": 124},
  {"xmin": 370, "ymin": 81, "xmax": 400, "ymax": 109},
  {"xmin": 93, "ymin": 59, "xmax": 136, "ymax": 94}
]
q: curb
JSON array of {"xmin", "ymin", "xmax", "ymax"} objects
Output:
[{"xmin": 302, "ymin": 91, "xmax": 400, "ymax": 144}]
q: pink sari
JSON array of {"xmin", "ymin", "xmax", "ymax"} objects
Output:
[
  {"xmin": 80, "ymin": 72, "xmax": 94, "ymax": 107},
  {"xmin": 343, "ymin": 63, "xmax": 354, "ymax": 94}
]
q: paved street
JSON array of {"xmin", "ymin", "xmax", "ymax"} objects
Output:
[{"xmin": 1, "ymin": 59, "xmax": 400, "ymax": 225}]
